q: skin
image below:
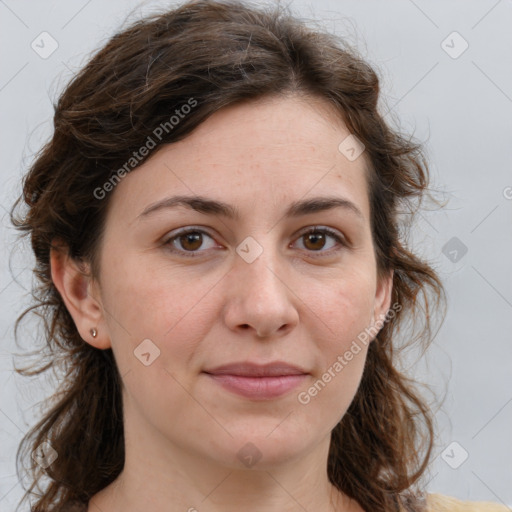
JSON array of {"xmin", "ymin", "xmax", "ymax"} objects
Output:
[{"xmin": 51, "ymin": 93, "xmax": 393, "ymax": 512}]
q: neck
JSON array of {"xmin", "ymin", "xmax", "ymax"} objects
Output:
[
  {"xmin": 87, "ymin": 395, "xmax": 363, "ymax": 512},
  {"xmin": 88, "ymin": 435, "xmax": 359, "ymax": 512}
]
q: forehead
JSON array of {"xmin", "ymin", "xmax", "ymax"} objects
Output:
[
  {"xmin": 183, "ymin": 94, "xmax": 356, "ymax": 161},
  {"xmin": 107, "ymin": 94, "xmax": 371, "ymax": 223}
]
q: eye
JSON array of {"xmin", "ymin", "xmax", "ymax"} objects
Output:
[
  {"xmin": 292, "ymin": 226, "xmax": 347, "ymax": 257},
  {"xmin": 163, "ymin": 227, "xmax": 218, "ymax": 258}
]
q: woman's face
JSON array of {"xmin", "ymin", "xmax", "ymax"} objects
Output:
[{"xmin": 86, "ymin": 94, "xmax": 393, "ymax": 470}]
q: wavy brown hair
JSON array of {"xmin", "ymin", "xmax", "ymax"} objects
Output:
[{"xmin": 9, "ymin": 1, "xmax": 446, "ymax": 511}]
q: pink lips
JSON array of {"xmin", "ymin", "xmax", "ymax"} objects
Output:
[{"xmin": 203, "ymin": 361, "xmax": 309, "ymax": 400}]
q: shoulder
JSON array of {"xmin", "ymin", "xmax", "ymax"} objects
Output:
[{"xmin": 425, "ymin": 493, "xmax": 510, "ymax": 512}]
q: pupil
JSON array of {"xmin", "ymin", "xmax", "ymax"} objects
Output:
[
  {"xmin": 307, "ymin": 232, "xmax": 324, "ymax": 250},
  {"xmin": 184, "ymin": 233, "xmax": 201, "ymax": 250}
]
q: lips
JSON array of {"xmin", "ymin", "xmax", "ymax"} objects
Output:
[
  {"xmin": 203, "ymin": 361, "xmax": 309, "ymax": 400},
  {"xmin": 203, "ymin": 361, "xmax": 309, "ymax": 377}
]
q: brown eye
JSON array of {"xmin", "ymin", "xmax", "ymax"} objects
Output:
[
  {"xmin": 178, "ymin": 232, "xmax": 203, "ymax": 251},
  {"xmin": 294, "ymin": 227, "xmax": 346, "ymax": 257},
  {"xmin": 303, "ymin": 231, "xmax": 327, "ymax": 251},
  {"xmin": 164, "ymin": 228, "xmax": 217, "ymax": 257}
]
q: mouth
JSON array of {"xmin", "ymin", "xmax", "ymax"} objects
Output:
[
  {"xmin": 203, "ymin": 373, "xmax": 308, "ymax": 400},
  {"xmin": 202, "ymin": 361, "xmax": 310, "ymax": 400}
]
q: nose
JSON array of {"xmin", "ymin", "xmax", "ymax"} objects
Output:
[{"xmin": 222, "ymin": 242, "xmax": 299, "ymax": 339}]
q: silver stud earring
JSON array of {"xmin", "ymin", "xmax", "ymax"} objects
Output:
[{"xmin": 90, "ymin": 328, "xmax": 98, "ymax": 338}]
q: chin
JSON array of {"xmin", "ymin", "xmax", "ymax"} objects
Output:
[{"xmin": 216, "ymin": 431, "xmax": 314, "ymax": 470}]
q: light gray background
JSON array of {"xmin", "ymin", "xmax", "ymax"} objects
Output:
[{"xmin": 1, "ymin": 0, "xmax": 511, "ymax": 509}]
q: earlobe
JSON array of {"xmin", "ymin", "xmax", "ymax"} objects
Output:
[{"xmin": 49, "ymin": 242, "xmax": 111, "ymax": 350}]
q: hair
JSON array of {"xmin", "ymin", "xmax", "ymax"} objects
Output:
[{"xmin": 9, "ymin": 1, "xmax": 447, "ymax": 511}]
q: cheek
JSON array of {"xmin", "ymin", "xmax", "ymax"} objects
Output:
[
  {"xmin": 102, "ymin": 253, "xmax": 216, "ymax": 336},
  {"xmin": 298, "ymin": 272, "xmax": 374, "ymax": 411},
  {"xmin": 306, "ymin": 269, "xmax": 376, "ymax": 346},
  {"xmin": 297, "ymin": 282, "xmax": 372, "ymax": 428},
  {"xmin": 99, "ymin": 253, "xmax": 223, "ymax": 382}
]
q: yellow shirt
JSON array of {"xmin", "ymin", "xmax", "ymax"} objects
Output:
[{"xmin": 426, "ymin": 493, "xmax": 511, "ymax": 511}]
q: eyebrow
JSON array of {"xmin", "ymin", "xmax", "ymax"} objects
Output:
[{"xmin": 137, "ymin": 194, "xmax": 365, "ymax": 222}]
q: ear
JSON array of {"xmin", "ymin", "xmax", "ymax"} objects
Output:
[
  {"xmin": 370, "ymin": 269, "xmax": 395, "ymax": 341},
  {"xmin": 50, "ymin": 240, "xmax": 111, "ymax": 349}
]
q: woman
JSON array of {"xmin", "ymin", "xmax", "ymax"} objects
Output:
[{"xmin": 9, "ymin": 1, "xmax": 509, "ymax": 511}]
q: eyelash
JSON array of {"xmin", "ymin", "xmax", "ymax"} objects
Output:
[{"xmin": 162, "ymin": 226, "xmax": 347, "ymax": 259}]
